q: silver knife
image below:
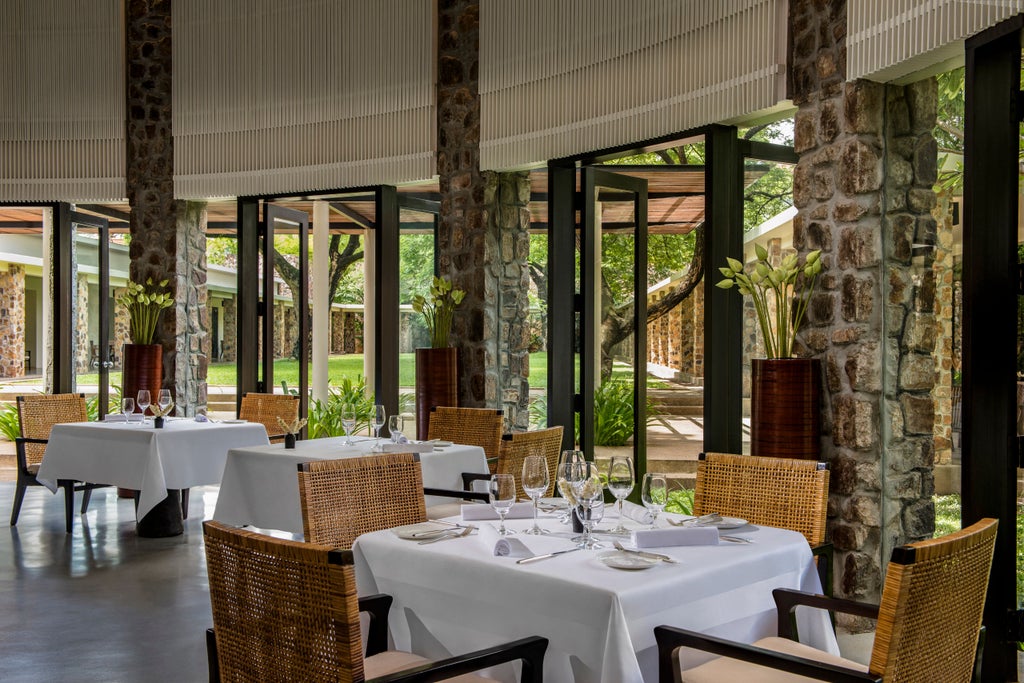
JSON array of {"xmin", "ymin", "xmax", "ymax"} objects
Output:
[
  {"xmin": 516, "ymin": 547, "xmax": 582, "ymax": 564},
  {"xmin": 613, "ymin": 542, "xmax": 679, "ymax": 563}
]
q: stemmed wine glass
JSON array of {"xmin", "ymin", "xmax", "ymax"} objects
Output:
[
  {"xmin": 571, "ymin": 461, "xmax": 605, "ymax": 549},
  {"xmin": 136, "ymin": 390, "xmax": 151, "ymax": 426},
  {"xmin": 371, "ymin": 404, "xmax": 386, "ymax": 452},
  {"xmin": 521, "ymin": 454, "xmax": 550, "ymax": 535},
  {"xmin": 489, "ymin": 473, "xmax": 516, "ymax": 536},
  {"xmin": 157, "ymin": 389, "xmax": 173, "ymax": 417},
  {"xmin": 556, "ymin": 449, "xmax": 585, "ymax": 524},
  {"xmin": 341, "ymin": 404, "xmax": 356, "ymax": 446},
  {"xmin": 388, "ymin": 414, "xmax": 404, "ymax": 443},
  {"xmin": 121, "ymin": 397, "xmax": 135, "ymax": 424},
  {"xmin": 641, "ymin": 472, "xmax": 668, "ymax": 528},
  {"xmin": 606, "ymin": 455, "xmax": 635, "ymax": 534}
]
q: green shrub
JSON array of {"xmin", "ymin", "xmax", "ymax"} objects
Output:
[
  {"xmin": 586, "ymin": 380, "xmax": 659, "ymax": 447},
  {"xmin": 0, "ymin": 403, "xmax": 20, "ymax": 441},
  {"xmin": 664, "ymin": 488, "xmax": 694, "ymax": 515},
  {"xmin": 308, "ymin": 376, "xmax": 375, "ymax": 439}
]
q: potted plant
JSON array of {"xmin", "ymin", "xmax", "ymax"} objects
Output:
[
  {"xmin": 117, "ymin": 277, "xmax": 174, "ymax": 418},
  {"xmin": 717, "ymin": 246, "xmax": 823, "ymax": 458},
  {"xmin": 411, "ymin": 277, "xmax": 465, "ymax": 439}
]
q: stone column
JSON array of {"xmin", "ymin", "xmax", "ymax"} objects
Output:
[
  {"xmin": 175, "ymin": 201, "xmax": 208, "ymax": 413},
  {"xmin": 221, "ymin": 299, "xmax": 237, "ymax": 363},
  {"xmin": 0, "ymin": 265, "xmax": 27, "ymax": 378},
  {"xmin": 437, "ymin": 0, "xmax": 532, "ymax": 427},
  {"xmin": 791, "ymin": 0, "xmax": 938, "ymax": 616},
  {"xmin": 75, "ymin": 274, "xmax": 90, "ymax": 374}
]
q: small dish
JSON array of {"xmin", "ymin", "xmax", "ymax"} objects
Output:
[
  {"xmin": 221, "ymin": 419, "xmax": 248, "ymax": 424},
  {"xmin": 432, "ymin": 440, "xmax": 453, "ymax": 447},
  {"xmin": 598, "ymin": 549, "xmax": 659, "ymax": 570},
  {"xmin": 538, "ymin": 496, "xmax": 568, "ymax": 509},
  {"xmin": 706, "ymin": 516, "xmax": 747, "ymax": 529},
  {"xmin": 392, "ymin": 522, "xmax": 453, "ymax": 540}
]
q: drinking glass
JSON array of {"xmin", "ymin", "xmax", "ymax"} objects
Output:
[
  {"xmin": 120, "ymin": 397, "xmax": 135, "ymax": 423},
  {"xmin": 388, "ymin": 414, "xmax": 404, "ymax": 443},
  {"xmin": 571, "ymin": 462, "xmax": 605, "ymax": 549},
  {"xmin": 371, "ymin": 404, "xmax": 386, "ymax": 452},
  {"xmin": 606, "ymin": 455, "xmax": 635, "ymax": 534},
  {"xmin": 641, "ymin": 473, "xmax": 668, "ymax": 528},
  {"xmin": 341, "ymin": 404, "xmax": 357, "ymax": 445},
  {"xmin": 521, "ymin": 454, "xmax": 550, "ymax": 535},
  {"xmin": 136, "ymin": 390, "xmax": 151, "ymax": 425},
  {"xmin": 556, "ymin": 449, "xmax": 585, "ymax": 523},
  {"xmin": 157, "ymin": 389, "xmax": 172, "ymax": 416},
  {"xmin": 489, "ymin": 474, "xmax": 516, "ymax": 536}
]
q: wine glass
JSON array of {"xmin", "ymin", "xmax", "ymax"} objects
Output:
[
  {"xmin": 521, "ymin": 454, "xmax": 550, "ymax": 535},
  {"xmin": 641, "ymin": 473, "xmax": 668, "ymax": 528},
  {"xmin": 371, "ymin": 404, "xmax": 386, "ymax": 452},
  {"xmin": 571, "ymin": 462, "xmax": 605, "ymax": 549},
  {"xmin": 157, "ymin": 389, "xmax": 172, "ymax": 417},
  {"xmin": 136, "ymin": 390, "xmax": 151, "ymax": 425},
  {"xmin": 556, "ymin": 449, "xmax": 585, "ymax": 523},
  {"xmin": 120, "ymin": 397, "xmax": 135, "ymax": 424},
  {"xmin": 489, "ymin": 474, "xmax": 516, "ymax": 536},
  {"xmin": 606, "ymin": 455, "xmax": 635, "ymax": 534},
  {"xmin": 388, "ymin": 414, "xmax": 404, "ymax": 443},
  {"xmin": 341, "ymin": 404, "xmax": 356, "ymax": 446}
]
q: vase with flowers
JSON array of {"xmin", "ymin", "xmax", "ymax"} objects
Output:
[
  {"xmin": 411, "ymin": 277, "xmax": 466, "ymax": 439},
  {"xmin": 117, "ymin": 277, "xmax": 174, "ymax": 418},
  {"xmin": 717, "ymin": 246, "xmax": 824, "ymax": 458}
]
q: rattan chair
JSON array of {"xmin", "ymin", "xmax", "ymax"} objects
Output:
[
  {"xmin": 654, "ymin": 517, "xmax": 998, "ymax": 683},
  {"xmin": 203, "ymin": 520, "xmax": 548, "ymax": 682},
  {"xmin": 298, "ymin": 453, "xmax": 429, "ymax": 547},
  {"xmin": 10, "ymin": 393, "xmax": 110, "ymax": 533},
  {"xmin": 238, "ymin": 392, "xmax": 300, "ymax": 443},
  {"xmin": 695, "ymin": 452, "xmax": 833, "ymax": 595},
  {"xmin": 496, "ymin": 426, "xmax": 563, "ymax": 498},
  {"xmin": 427, "ymin": 406, "xmax": 504, "ymax": 466}
]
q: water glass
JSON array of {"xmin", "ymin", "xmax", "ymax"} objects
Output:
[
  {"xmin": 136, "ymin": 390, "xmax": 151, "ymax": 425},
  {"xmin": 489, "ymin": 474, "xmax": 516, "ymax": 536},
  {"xmin": 341, "ymin": 404, "xmax": 356, "ymax": 445},
  {"xmin": 388, "ymin": 414, "xmax": 404, "ymax": 443},
  {"xmin": 571, "ymin": 462, "xmax": 605, "ymax": 549},
  {"xmin": 121, "ymin": 397, "xmax": 135, "ymax": 423},
  {"xmin": 556, "ymin": 449, "xmax": 585, "ymax": 523},
  {"xmin": 521, "ymin": 454, "xmax": 550, "ymax": 535},
  {"xmin": 157, "ymin": 389, "xmax": 172, "ymax": 416},
  {"xmin": 606, "ymin": 455, "xmax": 635, "ymax": 534},
  {"xmin": 371, "ymin": 404, "xmax": 386, "ymax": 452},
  {"xmin": 641, "ymin": 473, "xmax": 668, "ymax": 528}
]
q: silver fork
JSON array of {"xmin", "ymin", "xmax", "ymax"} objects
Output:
[{"xmin": 417, "ymin": 525, "xmax": 475, "ymax": 544}]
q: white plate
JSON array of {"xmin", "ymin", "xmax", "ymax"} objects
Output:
[
  {"xmin": 221, "ymin": 419, "xmax": 247, "ymax": 424},
  {"xmin": 700, "ymin": 516, "xmax": 748, "ymax": 530},
  {"xmin": 539, "ymin": 496, "xmax": 568, "ymax": 509},
  {"xmin": 431, "ymin": 440, "xmax": 453, "ymax": 447},
  {"xmin": 391, "ymin": 522, "xmax": 454, "ymax": 540},
  {"xmin": 598, "ymin": 550, "xmax": 659, "ymax": 570}
]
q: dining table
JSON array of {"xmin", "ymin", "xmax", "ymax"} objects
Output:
[
  {"xmin": 212, "ymin": 436, "xmax": 490, "ymax": 535},
  {"xmin": 353, "ymin": 509, "xmax": 839, "ymax": 683},
  {"xmin": 35, "ymin": 417, "xmax": 270, "ymax": 536}
]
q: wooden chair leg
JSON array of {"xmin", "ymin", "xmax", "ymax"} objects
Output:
[
  {"xmin": 63, "ymin": 482, "xmax": 74, "ymax": 533},
  {"xmin": 181, "ymin": 488, "xmax": 190, "ymax": 520},
  {"xmin": 206, "ymin": 628, "xmax": 220, "ymax": 683},
  {"xmin": 80, "ymin": 488, "xmax": 93, "ymax": 514},
  {"xmin": 9, "ymin": 477, "xmax": 27, "ymax": 526}
]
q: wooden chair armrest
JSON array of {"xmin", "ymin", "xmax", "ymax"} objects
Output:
[
  {"xmin": 423, "ymin": 487, "xmax": 490, "ymax": 504},
  {"xmin": 811, "ymin": 542, "xmax": 834, "ymax": 597},
  {"xmin": 358, "ymin": 593, "xmax": 394, "ymax": 657},
  {"xmin": 773, "ymin": 588, "xmax": 879, "ymax": 641},
  {"xmin": 369, "ymin": 635, "xmax": 548, "ymax": 683},
  {"xmin": 654, "ymin": 626, "xmax": 880, "ymax": 683},
  {"xmin": 14, "ymin": 436, "xmax": 47, "ymax": 472},
  {"xmin": 461, "ymin": 471, "xmax": 490, "ymax": 491}
]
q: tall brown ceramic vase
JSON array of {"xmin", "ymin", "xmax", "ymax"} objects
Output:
[
  {"xmin": 751, "ymin": 358, "xmax": 821, "ymax": 459},
  {"xmin": 118, "ymin": 343, "xmax": 163, "ymax": 497},
  {"xmin": 415, "ymin": 347, "xmax": 459, "ymax": 440}
]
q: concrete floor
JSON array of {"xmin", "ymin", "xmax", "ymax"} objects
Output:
[{"xmin": 0, "ymin": 482, "xmax": 217, "ymax": 682}]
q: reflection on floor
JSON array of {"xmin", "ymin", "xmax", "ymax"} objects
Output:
[{"xmin": 0, "ymin": 483, "xmax": 216, "ymax": 682}]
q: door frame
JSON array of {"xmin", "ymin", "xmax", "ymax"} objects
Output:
[{"xmin": 69, "ymin": 210, "xmax": 112, "ymax": 415}]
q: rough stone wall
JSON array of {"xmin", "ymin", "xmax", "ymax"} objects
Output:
[
  {"xmin": 75, "ymin": 274, "xmax": 90, "ymax": 374},
  {"xmin": 691, "ymin": 284, "xmax": 705, "ymax": 381},
  {"xmin": 0, "ymin": 266, "xmax": 26, "ymax": 378},
  {"xmin": 791, "ymin": 0, "xmax": 938, "ymax": 614},
  {"xmin": 496, "ymin": 172, "xmax": 532, "ymax": 430},
  {"xmin": 175, "ymin": 201, "xmax": 208, "ymax": 413},
  {"xmin": 331, "ymin": 311, "xmax": 343, "ymax": 353},
  {"xmin": 932, "ymin": 194, "xmax": 957, "ymax": 465},
  {"xmin": 221, "ymin": 298, "xmax": 237, "ymax": 363},
  {"xmin": 645, "ymin": 286, "xmax": 704, "ymax": 383},
  {"xmin": 113, "ymin": 287, "xmax": 130, "ymax": 366}
]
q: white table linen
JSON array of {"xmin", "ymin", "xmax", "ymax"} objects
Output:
[
  {"xmin": 36, "ymin": 419, "xmax": 270, "ymax": 520},
  {"xmin": 353, "ymin": 513, "xmax": 838, "ymax": 683},
  {"xmin": 213, "ymin": 436, "xmax": 489, "ymax": 534}
]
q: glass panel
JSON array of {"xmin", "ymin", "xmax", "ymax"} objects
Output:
[
  {"xmin": 71, "ymin": 220, "xmax": 118, "ymax": 419},
  {"xmin": 528, "ymin": 230, "xmax": 549, "ymax": 428},
  {"xmin": 0, "ymin": 207, "xmax": 50, "ymax": 394},
  {"xmin": 399, "ymin": 208, "xmax": 435, "ymax": 431},
  {"xmin": 206, "ymin": 223, "xmax": 240, "ymax": 420}
]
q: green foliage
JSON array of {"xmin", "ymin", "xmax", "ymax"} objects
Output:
[
  {"xmin": 399, "ymin": 234, "xmax": 435, "ymax": 305},
  {"xmin": 0, "ymin": 403, "xmax": 20, "ymax": 441},
  {"xmin": 664, "ymin": 487, "xmax": 694, "ymax": 515},
  {"xmin": 117, "ymin": 278, "xmax": 174, "ymax": 345},
  {"xmin": 206, "ymin": 236, "xmax": 238, "ymax": 268},
  {"xmin": 411, "ymin": 277, "xmax": 466, "ymax": 348},
  {"xmin": 307, "ymin": 375, "xmax": 376, "ymax": 439},
  {"xmin": 582, "ymin": 380, "xmax": 659, "ymax": 447}
]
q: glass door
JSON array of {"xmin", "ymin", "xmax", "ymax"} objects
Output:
[
  {"xmin": 578, "ymin": 168, "xmax": 648, "ymax": 482},
  {"xmin": 70, "ymin": 211, "xmax": 114, "ymax": 417}
]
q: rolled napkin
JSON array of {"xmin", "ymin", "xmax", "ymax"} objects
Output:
[
  {"xmin": 620, "ymin": 500, "xmax": 655, "ymax": 525},
  {"xmin": 632, "ymin": 526, "xmax": 719, "ymax": 548},
  {"xmin": 477, "ymin": 523, "xmax": 532, "ymax": 557},
  {"xmin": 461, "ymin": 501, "xmax": 535, "ymax": 520}
]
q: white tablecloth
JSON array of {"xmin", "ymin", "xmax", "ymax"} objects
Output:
[
  {"xmin": 213, "ymin": 436, "xmax": 489, "ymax": 534},
  {"xmin": 353, "ymin": 513, "xmax": 838, "ymax": 683},
  {"xmin": 36, "ymin": 419, "xmax": 270, "ymax": 519}
]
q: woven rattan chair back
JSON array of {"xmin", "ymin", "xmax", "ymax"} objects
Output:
[
  {"xmin": 498, "ymin": 426, "xmax": 564, "ymax": 499},
  {"xmin": 239, "ymin": 392, "xmax": 299, "ymax": 443},
  {"xmin": 17, "ymin": 393, "xmax": 88, "ymax": 468},
  {"xmin": 203, "ymin": 520, "xmax": 363, "ymax": 682},
  {"xmin": 694, "ymin": 452, "xmax": 829, "ymax": 546},
  {"xmin": 298, "ymin": 453, "xmax": 427, "ymax": 548},
  {"xmin": 427, "ymin": 406, "xmax": 504, "ymax": 462},
  {"xmin": 868, "ymin": 517, "xmax": 997, "ymax": 682}
]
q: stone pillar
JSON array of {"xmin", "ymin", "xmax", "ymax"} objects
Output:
[
  {"xmin": 75, "ymin": 274, "xmax": 90, "ymax": 374},
  {"xmin": 0, "ymin": 265, "xmax": 27, "ymax": 378},
  {"xmin": 113, "ymin": 286, "xmax": 130, "ymax": 365},
  {"xmin": 175, "ymin": 201, "xmax": 208, "ymax": 413},
  {"xmin": 932, "ymin": 193, "xmax": 956, "ymax": 467},
  {"xmin": 496, "ymin": 172, "xmax": 532, "ymax": 429},
  {"xmin": 221, "ymin": 298, "xmax": 237, "ymax": 363},
  {"xmin": 791, "ymin": 0, "xmax": 938, "ymax": 616}
]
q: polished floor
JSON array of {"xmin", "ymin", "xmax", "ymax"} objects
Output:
[{"xmin": 0, "ymin": 483, "xmax": 217, "ymax": 682}]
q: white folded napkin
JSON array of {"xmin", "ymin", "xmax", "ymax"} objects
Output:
[
  {"xmin": 103, "ymin": 414, "xmax": 126, "ymax": 423},
  {"xmin": 461, "ymin": 501, "xmax": 534, "ymax": 520},
  {"xmin": 620, "ymin": 500, "xmax": 654, "ymax": 525},
  {"xmin": 382, "ymin": 442, "xmax": 433, "ymax": 453},
  {"xmin": 632, "ymin": 526, "xmax": 719, "ymax": 548},
  {"xmin": 476, "ymin": 524, "xmax": 575, "ymax": 558}
]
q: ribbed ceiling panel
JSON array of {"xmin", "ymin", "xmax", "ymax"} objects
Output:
[
  {"xmin": 479, "ymin": 0, "xmax": 788, "ymax": 170},
  {"xmin": 849, "ymin": 0, "xmax": 1024, "ymax": 82},
  {"xmin": 173, "ymin": 0, "xmax": 435, "ymax": 199},
  {"xmin": 0, "ymin": 0, "xmax": 125, "ymax": 201}
]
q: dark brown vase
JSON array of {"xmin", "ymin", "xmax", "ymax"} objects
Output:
[
  {"xmin": 751, "ymin": 358, "xmax": 821, "ymax": 460},
  {"xmin": 415, "ymin": 347, "xmax": 459, "ymax": 440},
  {"xmin": 119, "ymin": 343, "xmax": 163, "ymax": 498}
]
